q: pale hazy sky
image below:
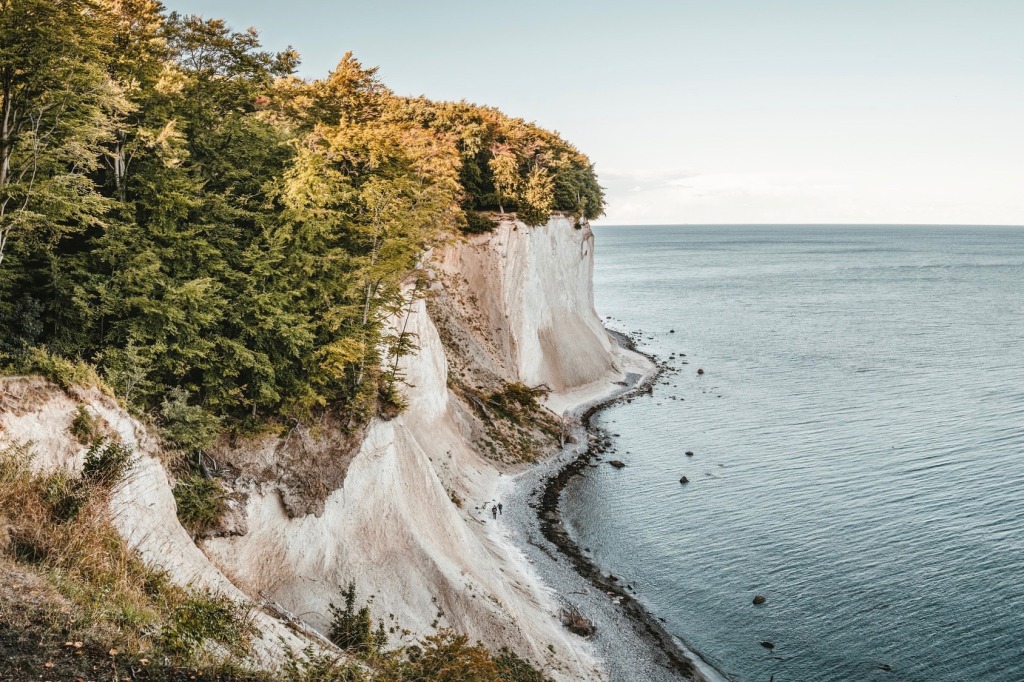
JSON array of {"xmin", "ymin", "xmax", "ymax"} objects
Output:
[{"xmin": 169, "ymin": 0, "xmax": 1024, "ymax": 225}]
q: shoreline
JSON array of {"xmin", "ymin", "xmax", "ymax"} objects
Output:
[{"xmin": 502, "ymin": 329, "xmax": 731, "ymax": 681}]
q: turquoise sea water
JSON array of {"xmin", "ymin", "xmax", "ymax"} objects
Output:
[{"xmin": 566, "ymin": 226, "xmax": 1024, "ymax": 682}]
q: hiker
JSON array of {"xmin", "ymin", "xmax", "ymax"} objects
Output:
[
  {"xmin": 491, "ymin": 505, "xmax": 497, "ymax": 519},
  {"xmin": 498, "ymin": 502, "xmax": 503, "ymax": 515}
]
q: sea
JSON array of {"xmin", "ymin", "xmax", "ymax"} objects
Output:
[{"xmin": 564, "ymin": 225, "xmax": 1024, "ymax": 682}]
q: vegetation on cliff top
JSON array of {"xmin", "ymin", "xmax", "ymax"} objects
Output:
[{"xmin": 0, "ymin": 0, "xmax": 604, "ymax": 439}]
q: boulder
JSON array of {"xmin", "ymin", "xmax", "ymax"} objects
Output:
[
  {"xmin": 609, "ymin": 460, "xmax": 626, "ymax": 468},
  {"xmin": 697, "ymin": 368, "xmax": 705, "ymax": 375},
  {"xmin": 753, "ymin": 594, "xmax": 767, "ymax": 605},
  {"xmin": 679, "ymin": 476, "xmax": 689, "ymax": 484}
]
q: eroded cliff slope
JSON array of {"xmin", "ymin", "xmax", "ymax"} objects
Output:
[{"xmin": 0, "ymin": 215, "xmax": 649, "ymax": 680}]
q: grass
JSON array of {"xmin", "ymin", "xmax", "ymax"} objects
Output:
[{"xmin": 0, "ymin": 442, "xmax": 250, "ymax": 669}]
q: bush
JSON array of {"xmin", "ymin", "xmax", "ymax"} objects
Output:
[
  {"xmin": 172, "ymin": 474, "xmax": 228, "ymax": 535},
  {"xmin": 398, "ymin": 630, "xmax": 499, "ymax": 681},
  {"xmin": 461, "ymin": 210, "xmax": 498, "ymax": 234},
  {"xmin": 488, "ymin": 382, "xmax": 548, "ymax": 422},
  {"xmin": 329, "ymin": 581, "xmax": 387, "ymax": 654},
  {"xmin": 82, "ymin": 438, "xmax": 134, "ymax": 486},
  {"xmin": 160, "ymin": 591, "xmax": 253, "ymax": 659},
  {"xmin": 13, "ymin": 346, "xmax": 103, "ymax": 391},
  {"xmin": 70, "ymin": 405, "xmax": 100, "ymax": 444}
]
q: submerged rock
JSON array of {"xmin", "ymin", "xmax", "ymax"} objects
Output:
[
  {"xmin": 753, "ymin": 594, "xmax": 767, "ymax": 605},
  {"xmin": 760, "ymin": 641, "xmax": 775, "ymax": 649},
  {"xmin": 877, "ymin": 664, "xmax": 893, "ymax": 672}
]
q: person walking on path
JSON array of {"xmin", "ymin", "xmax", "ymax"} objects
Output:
[
  {"xmin": 491, "ymin": 505, "xmax": 497, "ymax": 519},
  {"xmin": 498, "ymin": 502, "xmax": 503, "ymax": 515}
]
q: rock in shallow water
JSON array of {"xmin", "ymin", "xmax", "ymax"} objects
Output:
[
  {"xmin": 609, "ymin": 460, "xmax": 626, "ymax": 468},
  {"xmin": 753, "ymin": 594, "xmax": 767, "ymax": 605},
  {"xmin": 679, "ymin": 476, "xmax": 689, "ymax": 484}
]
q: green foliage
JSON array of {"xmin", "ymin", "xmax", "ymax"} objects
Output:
[
  {"xmin": 172, "ymin": 474, "xmax": 228, "ymax": 536},
  {"xmin": 159, "ymin": 591, "xmax": 254, "ymax": 659},
  {"xmin": 488, "ymin": 382, "xmax": 548, "ymax": 423},
  {"xmin": 395, "ymin": 630, "xmax": 500, "ymax": 681},
  {"xmin": 0, "ymin": 0, "xmax": 123, "ymax": 269},
  {"xmin": 0, "ymin": 1, "xmax": 602, "ymax": 450},
  {"xmin": 160, "ymin": 388, "xmax": 222, "ymax": 453},
  {"xmin": 82, "ymin": 437, "xmax": 135, "ymax": 486},
  {"xmin": 329, "ymin": 581, "xmax": 387, "ymax": 654},
  {"xmin": 71, "ymin": 405, "xmax": 101, "ymax": 444},
  {"xmin": 10, "ymin": 347, "xmax": 103, "ymax": 391},
  {"xmin": 461, "ymin": 210, "xmax": 499, "ymax": 234}
]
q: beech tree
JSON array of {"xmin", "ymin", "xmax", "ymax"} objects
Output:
[
  {"xmin": 0, "ymin": 3, "xmax": 604, "ymax": 435},
  {"xmin": 0, "ymin": 0, "xmax": 121, "ymax": 267}
]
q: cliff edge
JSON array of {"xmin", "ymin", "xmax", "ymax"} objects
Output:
[{"xmin": 0, "ymin": 215, "xmax": 652, "ymax": 680}]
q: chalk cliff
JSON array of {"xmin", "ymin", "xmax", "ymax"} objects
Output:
[{"xmin": 0, "ymin": 215, "xmax": 650, "ymax": 679}]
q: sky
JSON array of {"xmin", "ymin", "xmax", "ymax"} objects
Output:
[{"xmin": 168, "ymin": 0, "xmax": 1024, "ymax": 225}]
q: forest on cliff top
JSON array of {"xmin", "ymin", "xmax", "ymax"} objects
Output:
[{"xmin": 0, "ymin": 0, "xmax": 604, "ymax": 437}]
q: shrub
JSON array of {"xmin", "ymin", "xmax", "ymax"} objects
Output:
[
  {"xmin": 172, "ymin": 474, "xmax": 228, "ymax": 535},
  {"xmin": 160, "ymin": 591, "xmax": 253, "ymax": 659},
  {"xmin": 329, "ymin": 581, "xmax": 387, "ymax": 654},
  {"xmin": 398, "ymin": 630, "xmax": 499, "ymax": 681},
  {"xmin": 15, "ymin": 346, "xmax": 102, "ymax": 390},
  {"xmin": 82, "ymin": 438, "xmax": 134, "ymax": 486},
  {"xmin": 461, "ymin": 210, "xmax": 498, "ymax": 234},
  {"xmin": 70, "ymin": 405, "xmax": 100, "ymax": 444},
  {"xmin": 487, "ymin": 382, "xmax": 548, "ymax": 423}
]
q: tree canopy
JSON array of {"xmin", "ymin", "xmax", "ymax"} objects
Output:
[{"xmin": 0, "ymin": 0, "xmax": 605, "ymax": 436}]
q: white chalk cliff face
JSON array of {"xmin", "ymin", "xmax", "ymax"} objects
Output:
[{"xmin": 0, "ymin": 215, "xmax": 643, "ymax": 680}]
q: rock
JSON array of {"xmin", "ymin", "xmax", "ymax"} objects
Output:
[
  {"xmin": 559, "ymin": 607, "xmax": 596, "ymax": 637},
  {"xmin": 760, "ymin": 641, "xmax": 775, "ymax": 649},
  {"xmin": 753, "ymin": 594, "xmax": 767, "ymax": 605},
  {"xmin": 679, "ymin": 476, "xmax": 689, "ymax": 484},
  {"xmin": 608, "ymin": 574, "xmax": 618, "ymax": 582},
  {"xmin": 609, "ymin": 460, "xmax": 626, "ymax": 468},
  {"xmin": 876, "ymin": 664, "xmax": 893, "ymax": 672},
  {"xmin": 697, "ymin": 368, "xmax": 705, "ymax": 375},
  {"xmin": 685, "ymin": 450, "xmax": 694, "ymax": 457}
]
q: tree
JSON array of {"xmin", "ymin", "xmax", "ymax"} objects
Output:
[
  {"xmin": 0, "ymin": 0, "xmax": 122, "ymax": 268},
  {"xmin": 488, "ymin": 142, "xmax": 519, "ymax": 213}
]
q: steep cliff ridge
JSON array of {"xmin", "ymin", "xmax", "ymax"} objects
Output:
[{"xmin": 0, "ymin": 215, "xmax": 647, "ymax": 680}]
